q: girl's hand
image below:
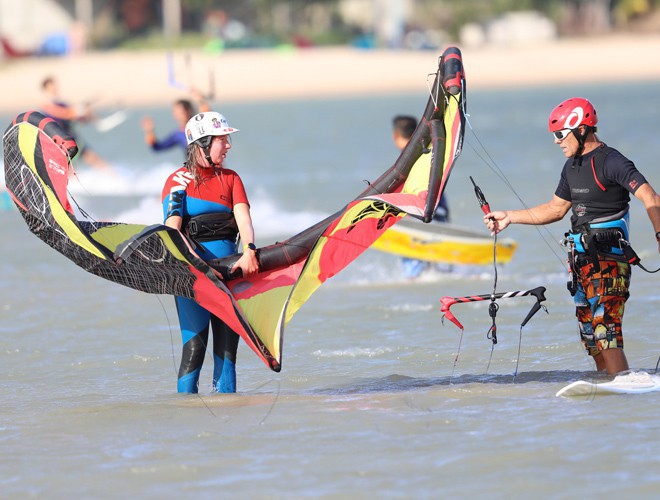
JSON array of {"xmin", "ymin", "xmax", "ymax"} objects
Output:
[{"xmin": 230, "ymin": 249, "xmax": 259, "ymax": 277}]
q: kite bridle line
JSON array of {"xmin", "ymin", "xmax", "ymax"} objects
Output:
[
  {"xmin": 463, "ymin": 114, "xmax": 568, "ymax": 272},
  {"xmin": 422, "ymin": 57, "xmax": 446, "ymax": 151},
  {"xmin": 425, "ymin": 58, "xmax": 443, "ymax": 111}
]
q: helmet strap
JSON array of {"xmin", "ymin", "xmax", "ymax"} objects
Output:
[
  {"xmin": 202, "ymin": 145, "xmax": 217, "ymax": 167},
  {"xmin": 571, "ymin": 126, "xmax": 590, "ymax": 167},
  {"xmin": 194, "ymin": 137, "xmax": 219, "ymax": 167}
]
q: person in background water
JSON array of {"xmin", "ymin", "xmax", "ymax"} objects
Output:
[
  {"xmin": 161, "ymin": 111, "xmax": 259, "ymax": 393},
  {"xmin": 392, "ymin": 115, "xmax": 450, "ymax": 279},
  {"xmin": 141, "ymin": 89, "xmax": 209, "ymax": 156},
  {"xmin": 484, "ymin": 97, "xmax": 660, "ymax": 375},
  {"xmin": 40, "ymin": 76, "xmax": 112, "ymax": 171}
]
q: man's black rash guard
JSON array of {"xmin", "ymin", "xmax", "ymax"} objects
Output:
[{"xmin": 555, "ymin": 144, "xmax": 647, "ymax": 229}]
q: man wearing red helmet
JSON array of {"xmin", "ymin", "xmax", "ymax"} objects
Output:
[{"xmin": 484, "ymin": 97, "xmax": 660, "ymax": 375}]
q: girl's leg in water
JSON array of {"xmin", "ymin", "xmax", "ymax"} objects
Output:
[
  {"xmin": 176, "ymin": 297, "xmax": 211, "ymax": 393},
  {"xmin": 211, "ymin": 315, "xmax": 240, "ymax": 393}
]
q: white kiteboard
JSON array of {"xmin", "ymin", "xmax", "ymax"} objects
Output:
[{"xmin": 556, "ymin": 371, "xmax": 660, "ymax": 397}]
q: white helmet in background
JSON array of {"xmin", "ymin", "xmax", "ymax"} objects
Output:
[{"xmin": 185, "ymin": 112, "xmax": 239, "ymax": 146}]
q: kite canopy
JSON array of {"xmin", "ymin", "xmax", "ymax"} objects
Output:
[{"xmin": 3, "ymin": 46, "xmax": 467, "ymax": 371}]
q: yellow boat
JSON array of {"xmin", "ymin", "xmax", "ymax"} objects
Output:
[{"xmin": 372, "ymin": 216, "xmax": 517, "ymax": 266}]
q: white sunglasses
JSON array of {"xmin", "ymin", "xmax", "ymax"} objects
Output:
[{"xmin": 552, "ymin": 128, "xmax": 573, "ymax": 140}]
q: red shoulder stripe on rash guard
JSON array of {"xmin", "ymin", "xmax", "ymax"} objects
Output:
[{"xmin": 591, "ymin": 156, "xmax": 606, "ymax": 192}]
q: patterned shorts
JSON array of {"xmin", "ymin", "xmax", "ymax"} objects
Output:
[{"xmin": 573, "ymin": 258, "xmax": 630, "ymax": 356}]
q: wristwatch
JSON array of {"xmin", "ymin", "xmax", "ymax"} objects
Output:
[{"xmin": 244, "ymin": 242, "xmax": 257, "ymax": 252}]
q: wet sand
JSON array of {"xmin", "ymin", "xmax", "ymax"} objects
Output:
[{"xmin": 1, "ymin": 34, "xmax": 660, "ymax": 114}]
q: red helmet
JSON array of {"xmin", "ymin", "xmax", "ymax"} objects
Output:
[{"xmin": 548, "ymin": 97, "xmax": 598, "ymax": 132}]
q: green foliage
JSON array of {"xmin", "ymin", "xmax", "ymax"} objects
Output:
[
  {"xmin": 613, "ymin": 0, "xmax": 652, "ymax": 22},
  {"xmin": 117, "ymin": 32, "xmax": 212, "ymax": 50},
  {"xmin": 108, "ymin": 0, "xmax": 660, "ymax": 51}
]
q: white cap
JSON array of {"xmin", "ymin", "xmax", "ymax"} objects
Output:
[{"xmin": 185, "ymin": 112, "xmax": 239, "ymax": 145}]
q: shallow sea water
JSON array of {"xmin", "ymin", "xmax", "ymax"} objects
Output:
[{"xmin": 1, "ymin": 76, "xmax": 659, "ymax": 497}]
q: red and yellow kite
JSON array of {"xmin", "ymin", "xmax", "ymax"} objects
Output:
[{"xmin": 3, "ymin": 47, "xmax": 466, "ymax": 372}]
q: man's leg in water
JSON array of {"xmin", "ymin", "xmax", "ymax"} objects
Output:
[
  {"xmin": 211, "ymin": 316, "xmax": 240, "ymax": 393},
  {"xmin": 175, "ymin": 297, "xmax": 211, "ymax": 393}
]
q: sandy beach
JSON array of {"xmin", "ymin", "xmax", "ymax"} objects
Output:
[{"xmin": 1, "ymin": 33, "xmax": 660, "ymax": 114}]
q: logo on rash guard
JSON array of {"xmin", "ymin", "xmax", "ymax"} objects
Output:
[
  {"xmin": 167, "ymin": 191, "xmax": 185, "ymax": 218},
  {"xmin": 169, "ymin": 170, "xmax": 194, "ymax": 194},
  {"xmin": 629, "ymin": 180, "xmax": 638, "ymax": 190},
  {"xmin": 575, "ymin": 203, "xmax": 587, "ymax": 217}
]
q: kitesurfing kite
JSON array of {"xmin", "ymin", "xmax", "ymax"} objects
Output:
[{"xmin": 2, "ymin": 46, "xmax": 466, "ymax": 372}]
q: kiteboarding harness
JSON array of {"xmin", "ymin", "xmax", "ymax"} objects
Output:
[{"xmin": 562, "ymin": 144, "xmax": 659, "ymax": 280}]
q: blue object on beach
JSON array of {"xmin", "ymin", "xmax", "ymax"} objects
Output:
[{"xmin": 1, "ymin": 190, "xmax": 14, "ymax": 211}]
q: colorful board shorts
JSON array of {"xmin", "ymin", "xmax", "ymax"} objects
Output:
[{"xmin": 573, "ymin": 257, "xmax": 631, "ymax": 356}]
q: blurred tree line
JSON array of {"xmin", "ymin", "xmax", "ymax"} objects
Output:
[{"xmin": 56, "ymin": 0, "xmax": 660, "ymax": 50}]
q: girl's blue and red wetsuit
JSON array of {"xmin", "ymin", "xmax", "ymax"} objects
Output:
[{"xmin": 161, "ymin": 166, "xmax": 249, "ymax": 393}]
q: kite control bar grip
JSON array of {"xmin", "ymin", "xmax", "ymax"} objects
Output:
[{"xmin": 440, "ymin": 286, "xmax": 548, "ymax": 331}]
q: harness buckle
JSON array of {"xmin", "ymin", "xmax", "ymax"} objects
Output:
[{"xmin": 188, "ymin": 219, "xmax": 199, "ymax": 237}]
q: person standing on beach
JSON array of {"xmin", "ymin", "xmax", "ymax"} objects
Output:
[
  {"xmin": 484, "ymin": 97, "xmax": 660, "ymax": 375},
  {"xmin": 162, "ymin": 111, "xmax": 258, "ymax": 393},
  {"xmin": 40, "ymin": 76, "xmax": 112, "ymax": 171},
  {"xmin": 392, "ymin": 115, "xmax": 450, "ymax": 278},
  {"xmin": 141, "ymin": 89, "xmax": 210, "ymax": 156}
]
